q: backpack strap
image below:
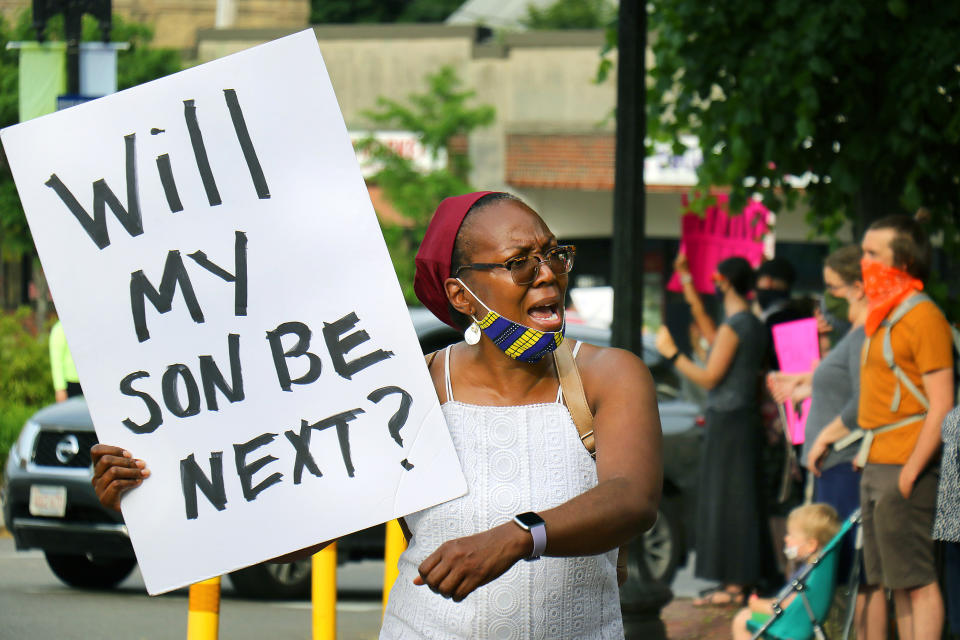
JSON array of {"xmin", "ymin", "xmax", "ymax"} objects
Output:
[
  {"xmin": 863, "ymin": 293, "xmax": 932, "ymax": 413},
  {"xmin": 554, "ymin": 340, "xmax": 595, "ymax": 456}
]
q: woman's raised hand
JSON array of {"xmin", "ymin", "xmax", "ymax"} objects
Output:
[
  {"xmin": 414, "ymin": 523, "xmax": 529, "ymax": 602},
  {"xmin": 91, "ymin": 444, "xmax": 150, "ymax": 511},
  {"xmin": 673, "ymin": 252, "xmax": 690, "ymax": 276}
]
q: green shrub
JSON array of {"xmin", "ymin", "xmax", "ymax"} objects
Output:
[
  {"xmin": 0, "ymin": 403, "xmax": 37, "ymax": 466},
  {"xmin": 0, "ymin": 308, "xmax": 53, "ymax": 407}
]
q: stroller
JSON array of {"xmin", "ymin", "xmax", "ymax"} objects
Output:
[{"xmin": 749, "ymin": 508, "xmax": 862, "ymax": 640}]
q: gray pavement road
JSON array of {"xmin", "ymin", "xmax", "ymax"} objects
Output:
[
  {"xmin": 0, "ymin": 534, "xmax": 384, "ymax": 640},
  {"xmin": 1, "ymin": 524, "xmax": 719, "ymax": 640}
]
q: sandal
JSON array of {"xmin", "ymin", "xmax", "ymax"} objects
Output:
[{"xmin": 692, "ymin": 586, "xmax": 745, "ymax": 607}]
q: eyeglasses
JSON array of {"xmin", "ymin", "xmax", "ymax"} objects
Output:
[{"xmin": 455, "ymin": 245, "xmax": 576, "ymax": 285}]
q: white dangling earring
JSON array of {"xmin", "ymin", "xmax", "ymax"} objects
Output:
[{"xmin": 464, "ymin": 321, "xmax": 481, "ymax": 345}]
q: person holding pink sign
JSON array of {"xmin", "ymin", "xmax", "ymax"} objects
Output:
[{"xmin": 657, "ymin": 256, "xmax": 769, "ymax": 606}]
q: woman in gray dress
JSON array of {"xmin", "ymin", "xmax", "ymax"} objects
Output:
[{"xmin": 656, "ymin": 256, "xmax": 768, "ymax": 605}]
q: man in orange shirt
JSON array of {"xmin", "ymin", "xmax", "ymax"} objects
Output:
[{"xmin": 857, "ymin": 216, "xmax": 955, "ymax": 640}]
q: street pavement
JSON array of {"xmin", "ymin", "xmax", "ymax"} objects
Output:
[
  {"xmin": 1, "ymin": 524, "xmax": 737, "ymax": 640},
  {"xmin": 0, "ymin": 532, "xmax": 384, "ymax": 640}
]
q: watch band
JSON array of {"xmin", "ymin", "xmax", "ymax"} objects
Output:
[
  {"xmin": 527, "ymin": 521, "xmax": 547, "ymax": 560},
  {"xmin": 513, "ymin": 512, "xmax": 547, "ymax": 560}
]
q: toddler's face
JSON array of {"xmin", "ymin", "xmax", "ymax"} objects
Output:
[{"xmin": 783, "ymin": 523, "xmax": 819, "ymax": 562}]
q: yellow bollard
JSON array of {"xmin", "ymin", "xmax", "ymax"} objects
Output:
[
  {"xmin": 382, "ymin": 519, "xmax": 408, "ymax": 615},
  {"xmin": 186, "ymin": 576, "xmax": 221, "ymax": 640},
  {"xmin": 312, "ymin": 543, "xmax": 337, "ymax": 640}
]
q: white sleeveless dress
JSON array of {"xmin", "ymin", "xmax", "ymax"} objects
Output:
[{"xmin": 380, "ymin": 345, "xmax": 623, "ymax": 639}]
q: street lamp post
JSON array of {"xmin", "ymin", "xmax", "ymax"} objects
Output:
[
  {"xmin": 611, "ymin": 2, "xmax": 673, "ymax": 639},
  {"xmin": 32, "ymin": 0, "xmax": 112, "ymax": 95}
]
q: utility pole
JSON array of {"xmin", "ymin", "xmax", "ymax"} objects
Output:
[
  {"xmin": 611, "ymin": 2, "xmax": 673, "ymax": 638},
  {"xmin": 32, "ymin": 0, "xmax": 112, "ymax": 95}
]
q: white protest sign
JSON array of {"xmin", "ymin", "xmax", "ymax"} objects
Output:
[{"xmin": 1, "ymin": 29, "xmax": 467, "ymax": 595}]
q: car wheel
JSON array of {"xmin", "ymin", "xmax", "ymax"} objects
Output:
[
  {"xmin": 45, "ymin": 552, "xmax": 136, "ymax": 589},
  {"xmin": 229, "ymin": 560, "xmax": 312, "ymax": 599},
  {"xmin": 643, "ymin": 502, "xmax": 682, "ymax": 585}
]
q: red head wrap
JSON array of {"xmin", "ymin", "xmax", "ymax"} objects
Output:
[{"xmin": 414, "ymin": 191, "xmax": 495, "ymax": 328}]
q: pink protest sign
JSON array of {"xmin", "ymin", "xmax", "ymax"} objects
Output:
[
  {"xmin": 772, "ymin": 318, "xmax": 820, "ymax": 445},
  {"xmin": 667, "ymin": 194, "xmax": 770, "ymax": 294}
]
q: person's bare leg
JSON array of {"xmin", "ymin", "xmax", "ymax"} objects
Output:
[
  {"xmin": 893, "ymin": 588, "xmax": 914, "ymax": 640},
  {"xmin": 860, "ymin": 585, "xmax": 888, "ymax": 640},
  {"xmin": 854, "ymin": 592, "xmax": 867, "ymax": 640},
  {"xmin": 731, "ymin": 607, "xmax": 753, "ymax": 640},
  {"xmin": 908, "ymin": 582, "xmax": 944, "ymax": 640}
]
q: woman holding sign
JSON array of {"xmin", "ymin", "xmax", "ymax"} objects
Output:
[
  {"xmin": 655, "ymin": 256, "xmax": 769, "ymax": 606},
  {"xmin": 93, "ymin": 191, "xmax": 662, "ymax": 638}
]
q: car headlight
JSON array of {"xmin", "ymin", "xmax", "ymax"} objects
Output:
[{"xmin": 10, "ymin": 419, "xmax": 41, "ymax": 468}]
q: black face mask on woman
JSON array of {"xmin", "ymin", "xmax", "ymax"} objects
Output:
[{"xmin": 755, "ymin": 288, "xmax": 790, "ymax": 311}]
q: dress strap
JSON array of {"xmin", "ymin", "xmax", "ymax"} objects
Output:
[{"xmin": 444, "ymin": 344, "xmax": 454, "ymax": 403}]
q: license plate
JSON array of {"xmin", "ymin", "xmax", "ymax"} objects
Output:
[{"xmin": 29, "ymin": 485, "xmax": 67, "ymax": 518}]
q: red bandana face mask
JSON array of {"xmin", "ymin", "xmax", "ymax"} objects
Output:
[{"xmin": 861, "ymin": 256, "xmax": 924, "ymax": 336}]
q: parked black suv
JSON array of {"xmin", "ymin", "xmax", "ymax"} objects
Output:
[{"xmin": 1, "ymin": 308, "xmax": 703, "ymax": 598}]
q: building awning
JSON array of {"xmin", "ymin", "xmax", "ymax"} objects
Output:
[{"xmin": 505, "ymin": 133, "xmax": 703, "ymax": 192}]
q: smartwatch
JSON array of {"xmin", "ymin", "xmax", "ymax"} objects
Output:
[{"xmin": 513, "ymin": 511, "xmax": 547, "ymax": 561}]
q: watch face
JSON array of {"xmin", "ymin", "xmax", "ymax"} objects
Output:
[{"xmin": 515, "ymin": 512, "xmax": 545, "ymax": 528}]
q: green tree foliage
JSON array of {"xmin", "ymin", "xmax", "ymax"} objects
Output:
[
  {"xmin": 0, "ymin": 308, "xmax": 51, "ymax": 464},
  {"xmin": 399, "ymin": 0, "xmax": 465, "ymax": 23},
  {"xmin": 523, "ymin": 0, "xmax": 616, "ymax": 30},
  {"xmin": 646, "ymin": 0, "xmax": 960, "ymax": 316},
  {"xmin": 0, "ymin": 307, "xmax": 53, "ymax": 407},
  {"xmin": 311, "ymin": 0, "xmax": 462, "ymax": 24},
  {"xmin": 361, "ymin": 66, "xmax": 495, "ymax": 303},
  {"xmin": 646, "ymin": 2, "xmax": 960, "ymax": 240}
]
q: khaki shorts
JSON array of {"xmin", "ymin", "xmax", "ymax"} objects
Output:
[{"xmin": 860, "ymin": 463, "xmax": 939, "ymax": 590}]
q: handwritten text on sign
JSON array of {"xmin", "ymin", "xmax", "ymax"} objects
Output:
[{"xmin": 1, "ymin": 30, "xmax": 466, "ymax": 594}]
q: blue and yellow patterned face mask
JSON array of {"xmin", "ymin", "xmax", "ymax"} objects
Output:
[{"xmin": 456, "ymin": 278, "xmax": 564, "ymax": 363}]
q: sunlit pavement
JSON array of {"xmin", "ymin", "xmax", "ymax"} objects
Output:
[{"xmin": 1, "ymin": 514, "xmax": 736, "ymax": 640}]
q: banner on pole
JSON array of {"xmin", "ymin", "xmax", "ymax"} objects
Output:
[{"xmin": 1, "ymin": 29, "xmax": 467, "ymax": 595}]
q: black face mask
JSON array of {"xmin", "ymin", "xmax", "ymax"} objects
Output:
[
  {"xmin": 821, "ymin": 291, "xmax": 851, "ymax": 336},
  {"xmin": 755, "ymin": 288, "xmax": 790, "ymax": 311}
]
